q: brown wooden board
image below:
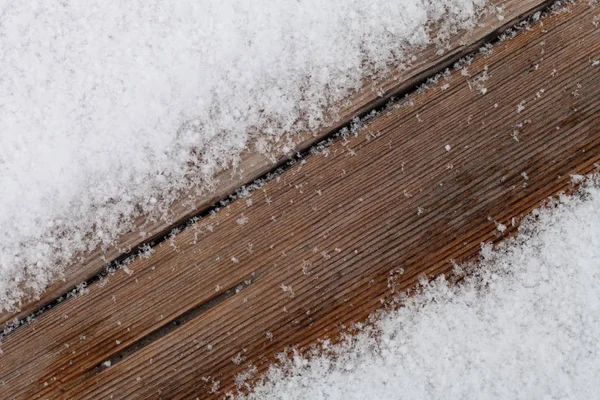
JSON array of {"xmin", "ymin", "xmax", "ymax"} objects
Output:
[
  {"xmin": 1, "ymin": 1, "xmax": 600, "ymax": 399},
  {"xmin": 0, "ymin": 0, "xmax": 555, "ymax": 327}
]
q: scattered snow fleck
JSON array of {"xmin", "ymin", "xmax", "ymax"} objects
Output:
[
  {"xmin": 280, "ymin": 284, "xmax": 295, "ymax": 298},
  {"xmin": 301, "ymin": 260, "xmax": 312, "ymax": 275},
  {"xmin": 231, "ymin": 257, "xmax": 239, "ymax": 264},
  {"xmin": 496, "ymin": 223, "xmax": 506, "ymax": 233},
  {"xmin": 241, "ymin": 176, "xmax": 600, "ymax": 400},
  {"xmin": 445, "ymin": 144, "xmax": 452, "ymax": 152},
  {"xmin": 232, "ymin": 352, "xmax": 246, "ymax": 366},
  {"xmin": 517, "ymin": 101, "xmax": 527, "ymax": 113},
  {"xmin": 236, "ymin": 216, "xmax": 249, "ymax": 226},
  {"xmin": 535, "ymin": 88, "xmax": 546, "ymax": 98},
  {"xmin": 468, "ymin": 65, "xmax": 489, "ymax": 94},
  {"xmin": 102, "ymin": 360, "xmax": 112, "ymax": 368},
  {"xmin": 210, "ymin": 380, "xmax": 221, "ymax": 393}
]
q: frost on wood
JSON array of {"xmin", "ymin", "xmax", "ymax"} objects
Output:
[
  {"xmin": 240, "ymin": 177, "xmax": 600, "ymax": 400},
  {"xmin": 0, "ymin": 0, "xmax": 487, "ymax": 312}
]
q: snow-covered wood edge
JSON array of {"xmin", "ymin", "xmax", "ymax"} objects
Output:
[{"xmin": 0, "ymin": 0, "xmax": 555, "ymax": 327}]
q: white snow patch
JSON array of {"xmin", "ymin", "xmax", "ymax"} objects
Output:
[
  {"xmin": 240, "ymin": 176, "xmax": 600, "ymax": 400},
  {"xmin": 0, "ymin": 0, "xmax": 487, "ymax": 311}
]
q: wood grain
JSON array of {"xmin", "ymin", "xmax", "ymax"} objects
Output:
[
  {"xmin": 0, "ymin": 0, "xmax": 555, "ymax": 327},
  {"xmin": 1, "ymin": 2, "xmax": 599, "ymax": 399}
]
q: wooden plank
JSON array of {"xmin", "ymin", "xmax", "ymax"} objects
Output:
[
  {"xmin": 0, "ymin": 0, "xmax": 554, "ymax": 327},
  {"xmin": 1, "ymin": 1, "xmax": 599, "ymax": 398}
]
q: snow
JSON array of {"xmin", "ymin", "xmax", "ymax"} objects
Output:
[
  {"xmin": 240, "ymin": 176, "xmax": 600, "ymax": 400},
  {"xmin": 0, "ymin": 0, "xmax": 487, "ymax": 312}
]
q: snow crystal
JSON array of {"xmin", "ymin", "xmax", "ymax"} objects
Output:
[
  {"xmin": 232, "ymin": 352, "xmax": 246, "ymax": 366},
  {"xmin": 280, "ymin": 284, "xmax": 295, "ymax": 298},
  {"xmin": 0, "ymin": 0, "xmax": 487, "ymax": 312},
  {"xmin": 241, "ymin": 176, "xmax": 600, "ymax": 400}
]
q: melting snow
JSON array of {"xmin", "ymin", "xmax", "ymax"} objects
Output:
[{"xmin": 241, "ymin": 176, "xmax": 600, "ymax": 400}]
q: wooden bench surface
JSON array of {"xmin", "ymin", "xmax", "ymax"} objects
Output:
[
  {"xmin": 0, "ymin": 0, "xmax": 553, "ymax": 328},
  {"xmin": 1, "ymin": 1, "xmax": 599, "ymax": 399}
]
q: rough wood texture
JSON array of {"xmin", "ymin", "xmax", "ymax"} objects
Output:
[
  {"xmin": 0, "ymin": 0, "xmax": 554, "ymax": 327},
  {"xmin": 2, "ymin": 2, "xmax": 600, "ymax": 399}
]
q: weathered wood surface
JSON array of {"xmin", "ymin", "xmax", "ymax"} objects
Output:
[
  {"xmin": 0, "ymin": 0, "xmax": 555, "ymax": 327},
  {"xmin": 1, "ymin": 1, "xmax": 600, "ymax": 399}
]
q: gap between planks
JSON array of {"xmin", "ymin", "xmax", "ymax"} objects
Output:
[
  {"xmin": 1, "ymin": 1, "xmax": 599, "ymax": 398},
  {"xmin": 0, "ymin": 0, "xmax": 557, "ymax": 328}
]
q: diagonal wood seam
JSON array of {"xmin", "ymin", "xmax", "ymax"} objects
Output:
[
  {"xmin": 0, "ymin": 0, "xmax": 556, "ymax": 332},
  {"xmin": 94, "ymin": 272, "xmax": 260, "ymax": 372}
]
